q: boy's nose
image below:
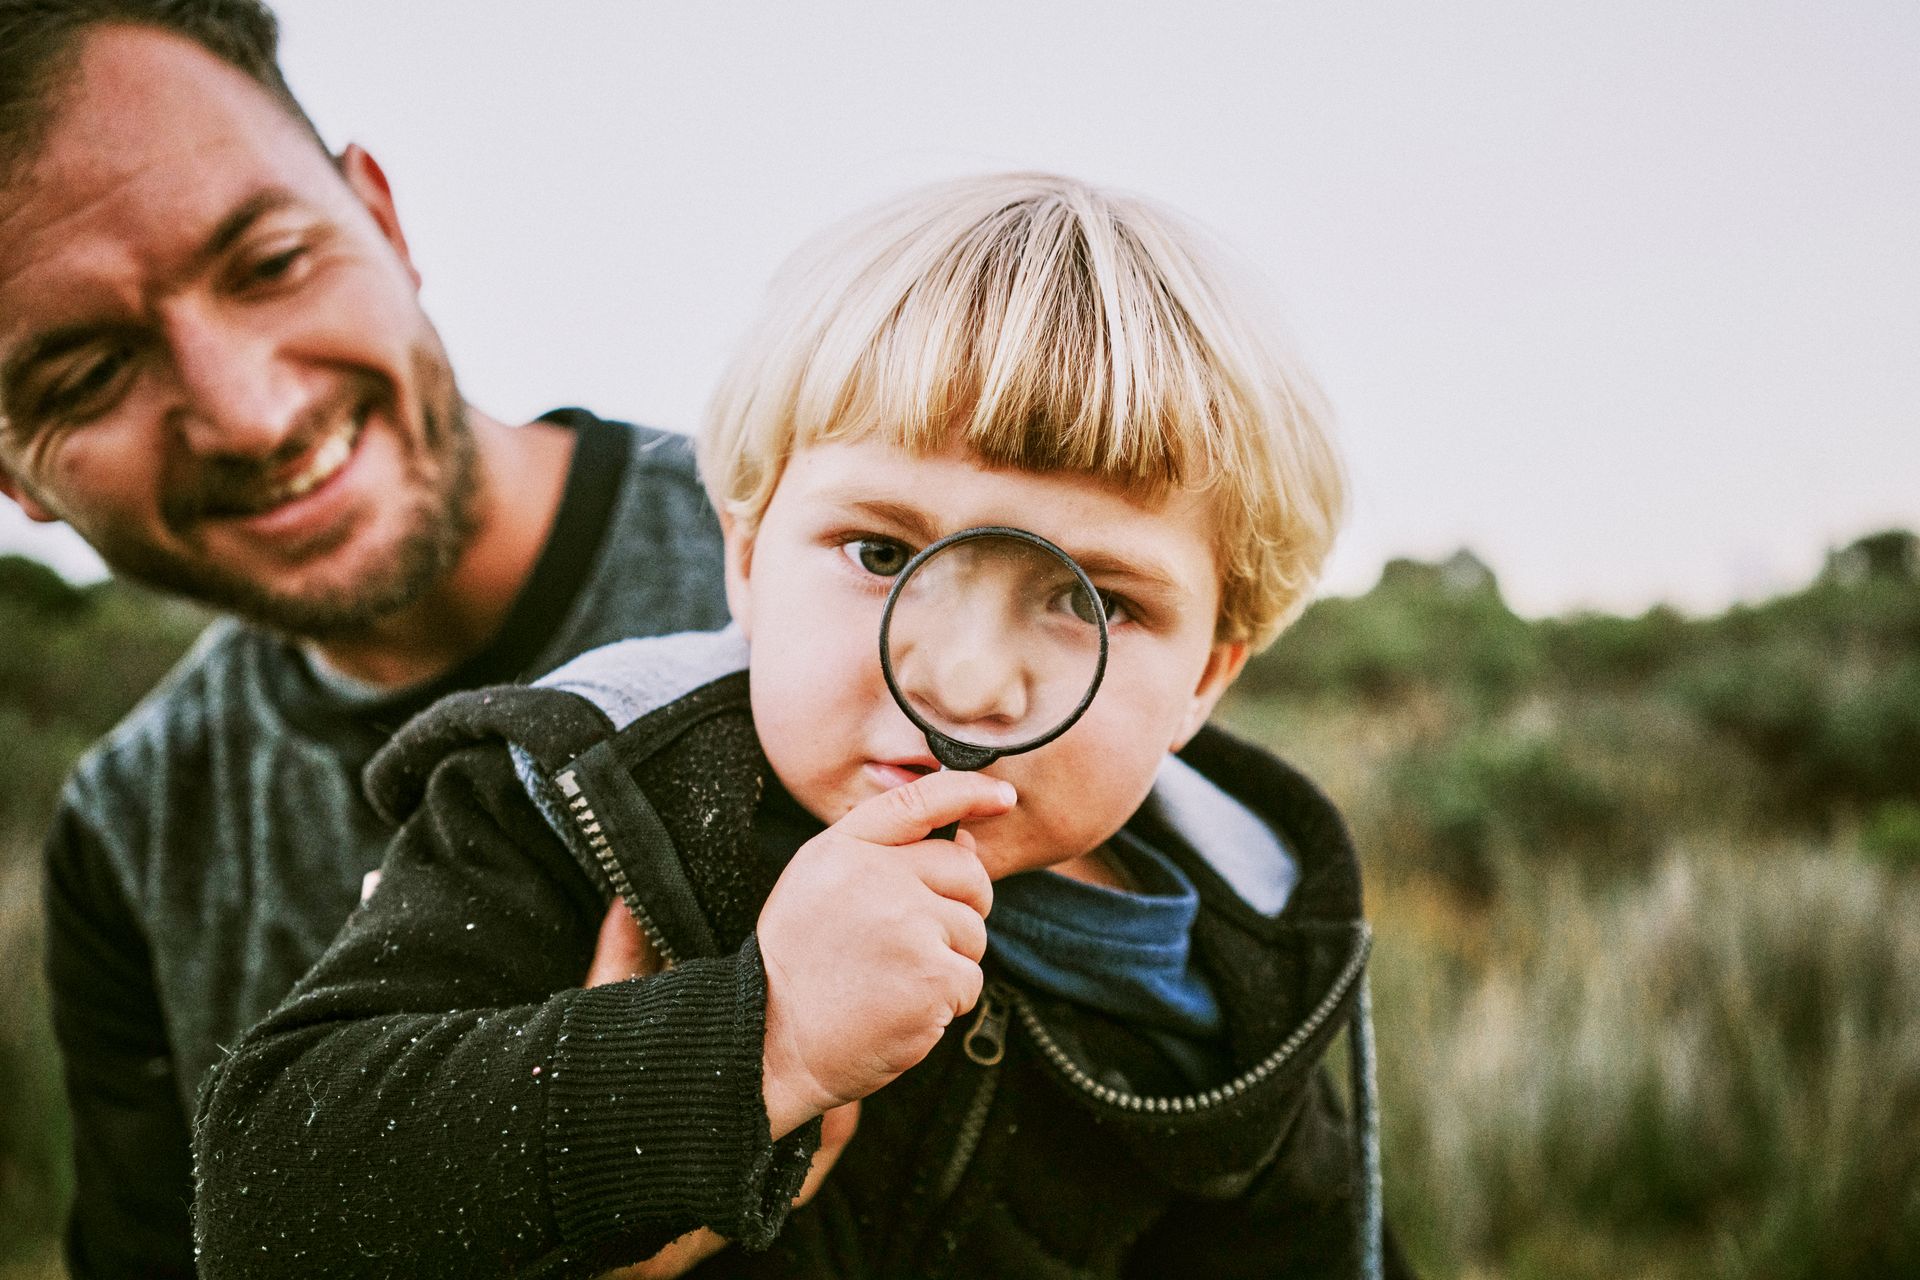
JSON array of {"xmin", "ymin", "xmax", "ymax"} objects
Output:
[{"xmin": 913, "ymin": 642, "xmax": 1032, "ymax": 739}]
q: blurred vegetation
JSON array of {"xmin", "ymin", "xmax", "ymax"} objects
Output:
[
  {"xmin": 2, "ymin": 530, "xmax": 1916, "ymax": 1275},
  {"xmin": 1221, "ymin": 526, "xmax": 1920, "ymax": 1279},
  {"xmin": 0, "ymin": 562, "xmax": 204, "ymax": 1269}
]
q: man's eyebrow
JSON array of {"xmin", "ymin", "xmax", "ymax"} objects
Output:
[{"xmin": 192, "ymin": 188, "xmax": 301, "ymax": 272}]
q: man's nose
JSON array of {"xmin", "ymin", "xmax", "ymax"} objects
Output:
[{"xmin": 163, "ymin": 308, "xmax": 312, "ymax": 457}]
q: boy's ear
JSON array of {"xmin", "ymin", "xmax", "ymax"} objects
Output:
[
  {"xmin": 719, "ymin": 509, "xmax": 755, "ymax": 638},
  {"xmin": 1170, "ymin": 639, "xmax": 1250, "ymax": 751},
  {"xmin": 337, "ymin": 144, "xmax": 421, "ymax": 289}
]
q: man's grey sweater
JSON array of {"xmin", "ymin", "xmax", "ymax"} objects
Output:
[{"xmin": 41, "ymin": 410, "xmax": 730, "ymax": 1280}]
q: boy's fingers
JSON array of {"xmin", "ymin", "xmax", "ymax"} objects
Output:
[
  {"xmin": 837, "ymin": 771, "xmax": 1016, "ymax": 847},
  {"xmin": 931, "ymin": 897, "xmax": 989, "ymax": 963},
  {"xmin": 940, "ymin": 951, "xmax": 986, "ymax": 1020},
  {"xmin": 905, "ymin": 841, "xmax": 994, "ymax": 917}
]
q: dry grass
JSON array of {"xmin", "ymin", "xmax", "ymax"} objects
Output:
[{"xmin": 1371, "ymin": 844, "xmax": 1920, "ymax": 1279}]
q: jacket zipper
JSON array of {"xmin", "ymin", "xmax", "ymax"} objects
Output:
[
  {"xmin": 1011, "ymin": 927, "xmax": 1372, "ymax": 1116},
  {"xmin": 929, "ymin": 987, "xmax": 1010, "ymax": 1205},
  {"xmin": 554, "ymin": 768, "xmax": 681, "ymax": 968}
]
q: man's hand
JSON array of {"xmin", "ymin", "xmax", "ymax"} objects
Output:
[
  {"xmin": 584, "ymin": 895, "xmax": 667, "ymax": 987},
  {"xmin": 586, "ymin": 905, "xmax": 862, "ymax": 1279},
  {"xmin": 757, "ymin": 770, "xmax": 1015, "ymax": 1140}
]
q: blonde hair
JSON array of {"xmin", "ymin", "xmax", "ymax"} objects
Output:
[{"xmin": 698, "ymin": 172, "xmax": 1345, "ymax": 647}]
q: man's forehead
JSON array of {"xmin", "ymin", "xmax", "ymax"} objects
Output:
[{"xmin": 0, "ymin": 28, "xmax": 341, "ymax": 339}]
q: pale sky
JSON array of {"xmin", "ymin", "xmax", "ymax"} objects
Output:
[{"xmin": 5, "ymin": 0, "xmax": 1915, "ymax": 616}]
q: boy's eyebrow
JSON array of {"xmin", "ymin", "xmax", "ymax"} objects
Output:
[
  {"xmin": 1063, "ymin": 547, "xmax": 1189, "ymax": 601},
  {"xmin": 840, "ymin": 499, "xmax": 944, "ymax": 546},
  {"xmin": 839, "ymin": 497, "xmax": 1188, "ymax": 601}
]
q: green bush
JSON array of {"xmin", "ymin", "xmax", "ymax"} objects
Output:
[
  {"xmin": 1666, "ymin": 652, "xmax": 1920, "ymax": 817},
  {"xmin": 0, "ymin": 556, "xmax": 86, "ymax": 617},
  {"xmin": 1243, "ymin": 551, "xmax": 1540, "ymax": 708},
  {"xmin": 1862, "ymin": 801, "xmax": 1920, "ymax": 872},
  {"xmin": 1376, "ymin": 724, "xmax": 1637, "ymax": 898},
  {"xmin": 1539, "ymin": 605, "xmax": 1691, "ymax": 689}
]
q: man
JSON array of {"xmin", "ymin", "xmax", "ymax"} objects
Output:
[{"xmin": 0, "ymin": 3, "xmax": 729, "ymax": 1274}]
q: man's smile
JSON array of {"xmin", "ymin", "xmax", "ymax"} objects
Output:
[{"xmin": 196, "ymin": 411, "xmax": 367, "ymax": 523}]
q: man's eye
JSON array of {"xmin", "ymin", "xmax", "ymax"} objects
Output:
[
  {"xmin": 42, "ymin": 345, "xmax": 137, "ymax": 419},
  {"xmin": 242, "ymin": 246, "xmax": 308, "ymax": 287},
  {"xmin": 840, "ymin": 537, "xmax": 913, "ymax": 578}
]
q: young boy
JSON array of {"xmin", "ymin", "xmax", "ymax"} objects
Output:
[{"xmin": 195, "ymin": 173, "xmax": 1396, "ymax": 1278}]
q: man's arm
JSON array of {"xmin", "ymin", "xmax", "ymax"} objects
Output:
[
  {"xmin": 44, "ymin": 804, "xmax": 197, "ymax": 1280},
  {"xmin": 192, "ymin": 741, "xmax": 818, "ymax": 1279}
]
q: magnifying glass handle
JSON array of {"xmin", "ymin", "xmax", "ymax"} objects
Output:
[{"xmin": 931, "ymin": 821, "xmax": 959, "ymax": 841}]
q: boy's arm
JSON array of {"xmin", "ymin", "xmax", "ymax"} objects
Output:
[{"xmin": 191, "ymin": 740, "xmax": 818, "ymax": 1279}]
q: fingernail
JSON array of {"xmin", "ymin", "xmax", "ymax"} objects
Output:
[{"xmin": 994, "ymin": 781, "xmax": 1017, "ymax": 806}]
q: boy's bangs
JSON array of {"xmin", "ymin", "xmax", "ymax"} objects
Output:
[
  {"xmin": 703, "ymin": 173, "xmax": 1345, "ymax": 648},
  {"xmin": 782, "ymin": 200, "xmax": 1231, "ymax": 503}
]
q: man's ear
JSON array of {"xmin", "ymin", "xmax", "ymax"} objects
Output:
[
  {"xmin": 1170, "ymin": 639, "xmax": 1250, "ymax": 751},
  {"xmin": 338, "ymin": 144, "xmax": 421, "ymax": 289},
  {"xmin": 0, "ymin": 461, "xmax": 59, "ymax": 523},
  {"xmin": 720, "ymin": 509, "xmax": 754, "ymax": 639}
]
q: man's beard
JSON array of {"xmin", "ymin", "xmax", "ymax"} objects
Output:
[{"xmin": 91, "ymin": 343, "xmax": 484, "ymax": 639}]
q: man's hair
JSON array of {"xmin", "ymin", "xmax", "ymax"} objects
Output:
[
  {"xmin": 0, "ymin": 0, "xmax": 320, "ymax": 182},
  {"xmin": 699, "ymin": 172, "xmax": 1347, "ymax": 647}
]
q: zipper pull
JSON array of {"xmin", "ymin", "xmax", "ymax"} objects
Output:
[{"xmin": 963, "ymin": 987, "xmax": 1009, "ymax": 1066}]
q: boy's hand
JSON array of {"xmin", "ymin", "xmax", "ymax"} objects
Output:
[{"xmin": 758, "ymin": 770, "xmax": 1015, "ymax": 1138}]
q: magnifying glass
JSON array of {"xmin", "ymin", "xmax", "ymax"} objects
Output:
[{"xmin": 879, "ymin": 525, "xmax": 1109, "ymax": 838}]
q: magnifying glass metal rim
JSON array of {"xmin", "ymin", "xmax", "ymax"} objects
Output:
[{"xmin": 878, "ymin": 523, "xmax": 1110, "ymax": 771}]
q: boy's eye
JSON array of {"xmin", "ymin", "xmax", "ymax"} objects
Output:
[
  {"xmin": 1058, "ymin": 583, "xmax": 1131, "ymax": 627},
  {"xmin": 841, "ymin": 537, "xmax": 914, "ymax": 578}
]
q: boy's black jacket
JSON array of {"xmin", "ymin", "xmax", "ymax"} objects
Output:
[{"xmin": 193, "ymin": 641, "xmax": 1402, "ymax": 1278}]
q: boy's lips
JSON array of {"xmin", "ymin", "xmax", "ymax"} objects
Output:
[{"xmin": 863, "ymin": 756, "xmax": 940, "ymax": 791}]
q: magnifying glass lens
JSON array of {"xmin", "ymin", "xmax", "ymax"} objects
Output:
[{"xmin": 882, "ymin": 531, "xmax": 1104, "ymax": 753}]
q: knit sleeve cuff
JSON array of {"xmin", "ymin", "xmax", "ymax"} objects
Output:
[{"xmin": 545, "ymin": 933, "xmax": 820, "ymax": 1256}]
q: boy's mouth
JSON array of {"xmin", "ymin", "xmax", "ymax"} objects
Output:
[{"xmin": 863, "ymin": 757, "xmax": 940, "ymax": 791}]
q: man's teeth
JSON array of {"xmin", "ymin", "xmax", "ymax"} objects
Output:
[{"xmin": 259, "ymin": 423, "xmax": 358, "ymax": 507}]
